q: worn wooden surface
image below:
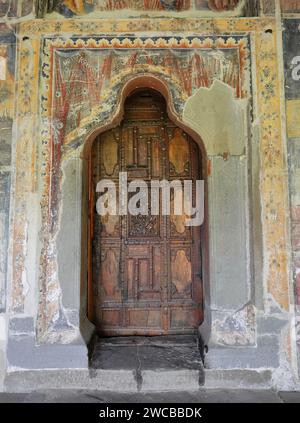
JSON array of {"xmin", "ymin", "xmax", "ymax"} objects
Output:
[{"xmin": 90, "ymin": 90, "xmax": 203, "ymax": 335}]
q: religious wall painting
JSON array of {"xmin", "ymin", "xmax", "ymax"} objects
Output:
[
  {"xmin": 53, "ymin": 0, "xmax": 241, "ymax": 16},
  {"xmin": 196, "ymin": 0, "xmax": 240, "ymax": 11},
  {"xmin": 56, "ymin": 0, "xmax": 190, "ymax": 16},
  {"xmin": 43, "ymin": 36, "xmax": 248, "ymax": 220},
  {"xmin": 49, "ymin": 36, "xmax": 248, "ymax": 148}
]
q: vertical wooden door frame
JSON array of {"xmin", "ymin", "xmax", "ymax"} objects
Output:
[{"xmin": 82, "ymin": 75, "xmax": 209, "ymax": 331}]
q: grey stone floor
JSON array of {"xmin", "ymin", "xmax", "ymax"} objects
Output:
[
  {"xmin": 0, "ymin": 390, "xmax": 299, "ymax": 403},
  {"xmin": 1, "ymin": 336, "xmax": 299, "ymax": 403},
  {"xmin": 90, "ymin": 335, "xmax": 203, "ymax": 370},
  {"xmin": 90, "ymin": 335, "xmax": 204, "ymax": 371}
]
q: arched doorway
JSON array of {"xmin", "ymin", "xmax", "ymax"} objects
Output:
[{"xmin": 88, "ymin": 88, "xmax": 204, "ymax": 336}]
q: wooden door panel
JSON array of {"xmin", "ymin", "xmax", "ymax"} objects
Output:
[
  {"xmin": 169, "ymin": 198, "xmax": 193, "ymax": 238},
  {"xmin": 170, "ymin": 307, "xmax": 202, "ymax": 330},
  {"xmin": 97, "ymin": 247, "xmax": 121, "ymax": 303},
  {"xmin": 127, "ymin": 309, "xmax": 162, "ymax": 329},
  {"xmin": 91, "ymin": 90, "xmax": 203, "ymax": 336},
  {"xmin": 128, "ymin": 212, "xmax": 160, "ymax": 238},
  {"xmin": 170, "ymin": 248, "xmax": 193, "ymax": 300},
  {"xmin": 125, "ymin": 245, "xmax": 162, "ymax": 302},
  {"xmin": 94, "ymin": 128, "xmax": 120, "ymax": 179},
  {"xmin": 97, "ymin": 309, "xmax": 122, "ymax": 329},
  {"xmin": 151, "ymin": 137, "xmax": 161, "ymax": 177},
  {"xmin": 99, "ymin": 214, "xmax": 120, "ymax": 237},
  {"xmin": 168, "ymin": 128, "xmax": 190, "ymax": 176}
]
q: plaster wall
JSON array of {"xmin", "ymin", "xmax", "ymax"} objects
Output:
[
  {"xmin": 283, "ymin": 17, "xmax": 300, "ymax": 379},
  {"xmin": 0, "ymin": 0, "xmax": 298, "ymax": 391},
  {"xmin": 0, "ymin": 25, "xmax": 15, "ymax": 392}
]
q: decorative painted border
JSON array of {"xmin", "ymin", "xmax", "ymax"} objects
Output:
[{"xmin": 42, "ymin": 35, "xmax": 250, "ymax": 141}]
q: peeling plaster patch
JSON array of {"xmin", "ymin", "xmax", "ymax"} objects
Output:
[
  {"xmin": 272, "ymin": 321, "xmax": 300, "ymax": 390},
  {"xmin": 211, "ymin": 304, "xmax": 256, "ymax": 347},
  {"xmin": 272, "ymin": 362, "xmax": 299, "ymax": 391},
  {"xmin": 183, "ymin": 80, "xmax": 248, "ymax": 156},
  {"xmin": 11, "ymin": 211, "xmax": 28, "ymax": 313},
  {"xmin": 39, "ymin": 253, "xmax": 80, "ymax": 344},
  {"xmin": 37, "ymin": 164, "xmax": 81, "ymax": 344}
]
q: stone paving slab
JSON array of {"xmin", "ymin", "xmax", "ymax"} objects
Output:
[
  {"xmin": 278, "ymin": 392, "xmax": 300, "ymax": 403},
  {"xmin": 90, "ymin": 336, "xmax": 203, "ymax": 371},
  {"xmin": 0, "ymin": 390, "xmax": 299, "ymax": 403}
]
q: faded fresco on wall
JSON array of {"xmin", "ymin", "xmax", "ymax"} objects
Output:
[
  {"xmin": 47, "ymin": 36, "xmax": 248, "ymax": 218},
  {"xmin": 53, "ymin": 0, "xmax": 240, "ymax": 16},
  {"xmin": 6, "ymin": 17, "xmax": 292, "ymax": 378},
  {"xmin": 281, "ymin": 0, "xmax": 300, "ymax": 12},
  {"xmin": 0, "ymin": 31, "xmax": 15, "ymax": 119},
  {"xmin": 52, "ymin": 41, "xmax": 244, "ymax": 139},
  {"xmin": 55, "ymin": 0, "xmax": 189, "ymax": 16},
  {"xmin": 283, "ymin": 18, "xmax": 300, "ymax": 374},
  {"xmin": 283, "ymin": 19, "xmax": 300, "ymax": 303},
  {"xmin": 35, "ymin": 33, "xmax": 249, "ymax": 339},
  {"xmin": 0, "ymin": 0, "xmax": 33, "ymax": 17},
  {"xmin": 0, "ymin": 28, "xmax": 15, "ymax": 313},
  {"xmin": 197, "ymin": 0, "xmax": 239, "ymax": 11}
]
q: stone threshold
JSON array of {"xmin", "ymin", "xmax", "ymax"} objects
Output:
[{"xmin": 3, "ymin": 335, "xmax": 275, "ymax": 393}]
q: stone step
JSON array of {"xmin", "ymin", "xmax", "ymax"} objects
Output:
[
  {"xmin": 4, "ymin": 337, "xmax": 275, "ymax": 392},
  {"xmin": 89, "ymin": 335, "xmax": 205, "ymax": 391},
  {"xmin": 4, "ymin": 368, "xmax": 274, "ymax": 393}
]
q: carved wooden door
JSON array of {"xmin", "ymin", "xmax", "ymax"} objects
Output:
[{"xmin": 90, "ymin": 90, "xmax": 203, "ymax": 336}]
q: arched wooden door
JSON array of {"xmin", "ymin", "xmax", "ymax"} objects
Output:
[{"xmin": 89, "ymin": 89, "xmax": 203, "ymax": 336}]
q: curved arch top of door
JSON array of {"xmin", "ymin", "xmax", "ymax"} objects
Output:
[
  {"xmin": 86, "ymin": 76, "xmax": 208, "ymax": 337},
  {"xmin": 81, "ymin": 75, "xmax": 207, "ymax": 160}
]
